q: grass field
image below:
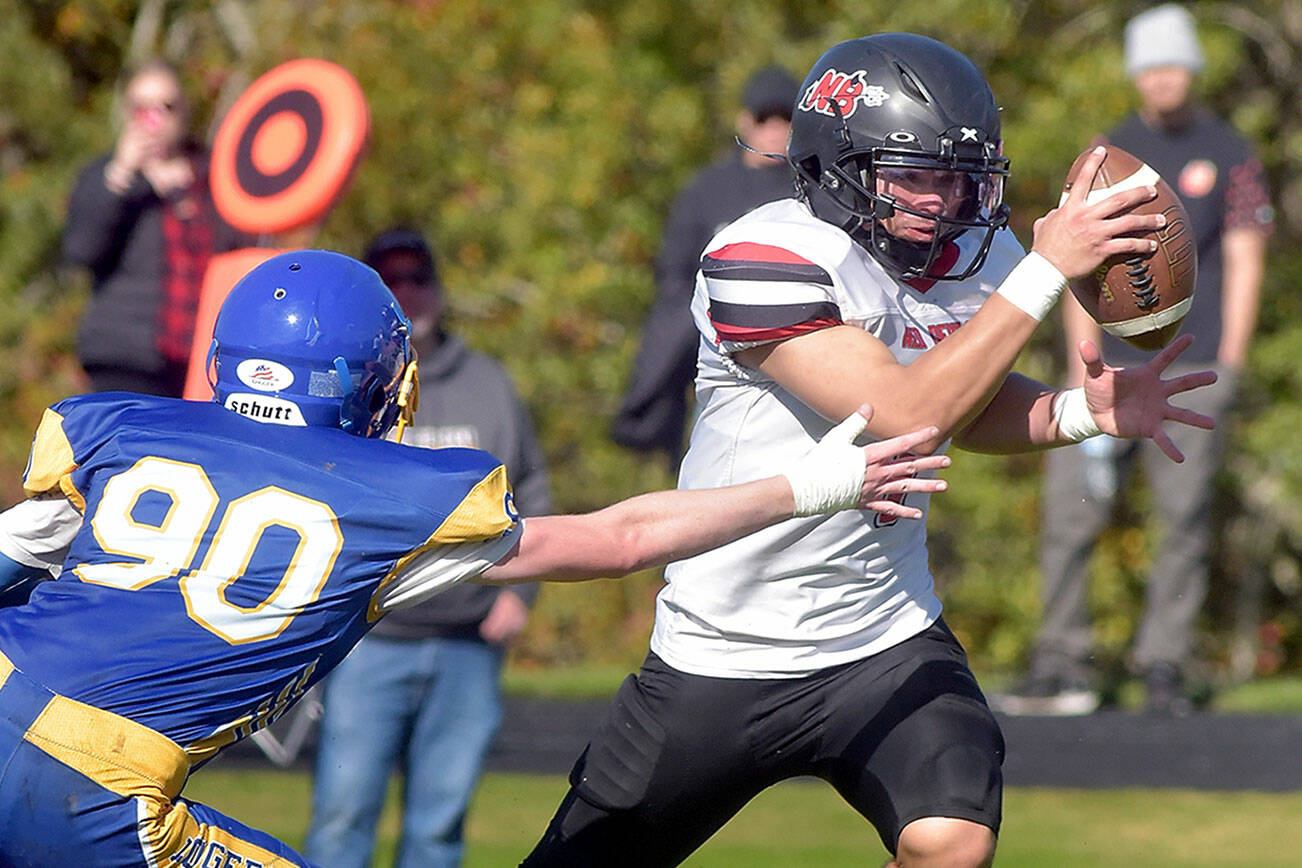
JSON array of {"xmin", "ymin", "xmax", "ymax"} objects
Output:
[{"xmin": 187, "ymin": 766, "xmax": 1302, "ymax": 867}]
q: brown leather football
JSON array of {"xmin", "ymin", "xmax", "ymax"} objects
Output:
[{"xmin": 1061, "ymin": 142, "xmax": 1197, "ymax": 350}]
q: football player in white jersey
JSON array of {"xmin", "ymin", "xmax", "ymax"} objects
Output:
[{"xmin": 522, "ymin": 34, "xmax": 1217, "ymax": 868}]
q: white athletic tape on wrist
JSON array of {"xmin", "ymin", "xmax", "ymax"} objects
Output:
[
  {"xmin": 996, "ymin": 251, "xmax": 1069, "ymax": 322},
  {"xmin": 784, "ymin": 411, "xmax": 869, "ymax": 517},
  {"xmin": 1052, "ymin": 387, "xmax": 1102, "ymax": 442}
]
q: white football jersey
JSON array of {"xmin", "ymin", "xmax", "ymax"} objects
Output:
[{"xmin": 650, "ymin": 198, "xmax": 1026, "ymax": 678}]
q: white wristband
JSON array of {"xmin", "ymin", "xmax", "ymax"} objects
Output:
[
  {"xmin": 996, "ymin": 251, "xmax": 1069, "ymax": 322},
  {"xmin": 783, "ymin": 411, "xmax": 868, "ymax": 517},
  {"xmin": 1052, "ymin": 387, "xmax": 1102, "ymax": 442}
]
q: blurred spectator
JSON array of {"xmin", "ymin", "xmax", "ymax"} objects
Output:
[
  {"xmin": 996, "ymin": 4, "xmax": 1273, "ymax": 717},
  {"xmin": 304, "ymin": 228, "xmax": 551, "ymax": 868},
  {"xmin": 611, "ymin": 65, "xmax": 798, "ymax": 466},
  {"xmin": 61, "ymin": 58, "xmax": 250, "ymax": 396}
]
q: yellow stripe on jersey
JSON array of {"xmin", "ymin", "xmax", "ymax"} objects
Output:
[
  {"xmin": 137, "ymin": 797, "xmax": 205, "ymax": 866},
  {"xmin": 22, "ymin": 408, "xmax": 85, "ymax": 512},
  {"xmin": 0, "ymin": 652, "xmax": 11, "ymax": 689},
  {"xmin": 139, "ymin": 802, "xmax": 298, "ymax": 868},
  {"xmin": 365, "ymin": 464, "xmax": 516, "ymax": 623},
  {"xmin": 429, "ymin": 463, "xmax": 514, "ymax": 544},
  {"xmin": 182, "ymin": 722, "xmax": 243, "ymax": 767},
  {"xmin": 369, "ymin": 546, "xmax": 426, "ymax": 623},
  {"xmin": 23, "ymin": 693, "xmax": 189, "ymax": 800}
]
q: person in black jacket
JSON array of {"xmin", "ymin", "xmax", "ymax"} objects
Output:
[
  {"xmin": 612, "ymin": 66, "xmax": 798, "ymax": 466},
  {"xmin": 305, "ymin": 228, "xmax": 552, "ymax": 868},
  {"xmin": 62, "ymin": 59, "xmax": 249, "ymax": 397}
]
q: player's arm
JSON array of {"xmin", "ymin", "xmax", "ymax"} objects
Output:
[
  {"xmin": 737, "ymin": 148, "xmax": 1164, "ymax": 454},
  {"xmin": 0, "ymin": 553, "xmax": 46, "ymax": 596},
  {"xmin": 1059, "ymin": 291, "xmax": 1105, "ymax": 388},
  {"xmin": 0, "ymin": 494, "xmax": 80, "ymax": 595},
  {"xmin": 482, "ymin": 477, "xmax": 800, "ymax": 583},
  {"xmin": 479, "ymin": 408, "xmax": 950, "ymax": 584},
  {"xmin": 955, "ymin": 333, "xmax": 1217, "ymax": 457},
  {"xmin": 949, "ymin": 373, "xmax": 1061, "ymax": 453},
  {"xmin": 955, "ymin": 296, "xmax": 1107, "ymax": 453},
  {"xmin": 737, "ymin": 301, "xmax": 1034, "ymax": 454},
  {"xmin": 959, "ymin": 224, "xmax": 1219, "ymax": 456}
]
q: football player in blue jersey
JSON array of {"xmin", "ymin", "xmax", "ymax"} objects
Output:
[{"xmin": 0, "ymin": 249, "xmax": 952, "ymax": 867}]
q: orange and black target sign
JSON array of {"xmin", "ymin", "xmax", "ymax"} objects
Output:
[{"xmin": 211, "ymin": 58, "xmax": 369, "ymax": 235}]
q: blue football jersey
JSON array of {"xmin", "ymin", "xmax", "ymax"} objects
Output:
[{"xmin": 0, "ymin": 393, "xmax": 518, "ymax": 764}]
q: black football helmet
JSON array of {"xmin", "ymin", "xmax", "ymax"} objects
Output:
[{"xmin": 787, "ymin": 33, "xmax": 1010, "ymax": 281}]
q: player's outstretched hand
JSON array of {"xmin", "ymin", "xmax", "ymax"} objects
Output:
[
  {"xmin": 1030, "ymin": 145, "xmax": 1164, "ymax": 280},
  {"xmin": 858, "ymin": 411, "xmax": 951, "ymax": 519},
  {"xmin": 786, "ymin": 404, "xmax": 950, "ymax": 518},
  {"xmin": 1079, "ymin": 333, "xmax": 1218, "ymax": 462}
]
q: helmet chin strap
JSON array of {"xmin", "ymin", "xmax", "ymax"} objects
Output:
[
  {"xmin": 799, "ymin": 179, "xmax": 889, "ymax": 261},
  {"xmin": 391, "ymin": 361, "xmax": 420, "ymax": 443},
  {"xmin": 871, "ymin": 228, "xmax": 937, "ymax": 279},
  {"xmin": 800, "ymin": 173, "xmax": 946, "ymax": 281},
  {"xmin": 205, "ymin": 339, "xmax": 220, "ymax": 397}
]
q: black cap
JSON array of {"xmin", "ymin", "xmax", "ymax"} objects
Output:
[
  {"xmin": 742, "ymin": 65, "xmax": 799, "ymax": 120},
  {"xmin": 362, "ymin": 226, "xmax": 438, "ymax": 286}
]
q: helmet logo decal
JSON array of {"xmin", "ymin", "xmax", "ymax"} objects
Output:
[
  {"xmin": 798, "ymin": 69, "xmax": 888, "ymax": 119},
  {"xmin": 960, "ymin": 127, "xmax": 980, "ymax": 142},
  {"xmin": 224, "ymin": 393, "xmax": 307, "ymax": 426},
  {"xmin": 237, "ymin": 358, "xmax": 295, "ymax": 392}
]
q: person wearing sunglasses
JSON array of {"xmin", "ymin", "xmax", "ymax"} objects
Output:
[
  {"xmin": 611, "ymin": 65, "xmax": 801, "ymax": 468},
  {"xmin": 304, "ymin": 228, "xmax": 554, "ymax": 868},
  {"xmin": 61, "ymin": 58, "xmax": 251, "ymax": 399}
]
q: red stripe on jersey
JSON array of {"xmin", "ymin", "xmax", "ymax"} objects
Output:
[
  {"xmin": 706, "ymin": 242, "xmax": 817, "ymax": 267},
  {"xmin": 905, "ymin": 241, "xmax": 961, "ymax": 293},
  {"xmin": 710, "ymin": 316, "xmax": 841, "ymax": 344}
]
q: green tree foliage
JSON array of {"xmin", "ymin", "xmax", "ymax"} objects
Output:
[{"xmin": 1, "ymin": 0, "xmax": 1298, "ymax": 675}]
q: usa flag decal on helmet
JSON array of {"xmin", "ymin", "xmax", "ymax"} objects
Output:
[{"xmin": 236, "ymin": 358, "xmax": 295, "ymax": 392}]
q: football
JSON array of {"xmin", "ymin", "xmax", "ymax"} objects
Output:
[{"xmin": 1060, "ymin": 141, "xmax": 1197, "ymax": 350}]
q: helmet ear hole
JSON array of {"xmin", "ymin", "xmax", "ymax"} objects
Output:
[
  {"xmin": 793, "ymin": 153, "xmax": 821, "ymax": 184},
  {"xmin": 367, "ymin": 379, "xmax": 388, "ymax": 414}
]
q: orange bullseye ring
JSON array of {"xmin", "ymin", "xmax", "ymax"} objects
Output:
[
  {"xmin": 251, "ymin": 110, "xmax": 308, "ymax": 177},
  {"xmin": 211, "ymin": 58, "xmax": 369, "ymax": 234}
]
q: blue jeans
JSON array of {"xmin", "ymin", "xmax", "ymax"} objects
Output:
[{"xmin": 304, "ymin": 635, "xmax": 503, "ymax": 868}]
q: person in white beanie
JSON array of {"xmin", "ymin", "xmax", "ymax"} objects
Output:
[
  {"xmin": 1124, "ymin": 3, "xmax": 1205, "ymax": 78},
  {"xmin": 998, "ymin": 3, "xmax": 1274, "ymax": 717}
]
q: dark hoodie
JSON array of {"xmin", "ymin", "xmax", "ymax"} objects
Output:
[{"xmin": 372, "ymin": 333, "xmax": 551, "ymax": 639}]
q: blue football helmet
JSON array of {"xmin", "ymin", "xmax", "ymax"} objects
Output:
[{"xmin": 210, "ymin": 249, "xmax": 419, "ymax": 439}]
